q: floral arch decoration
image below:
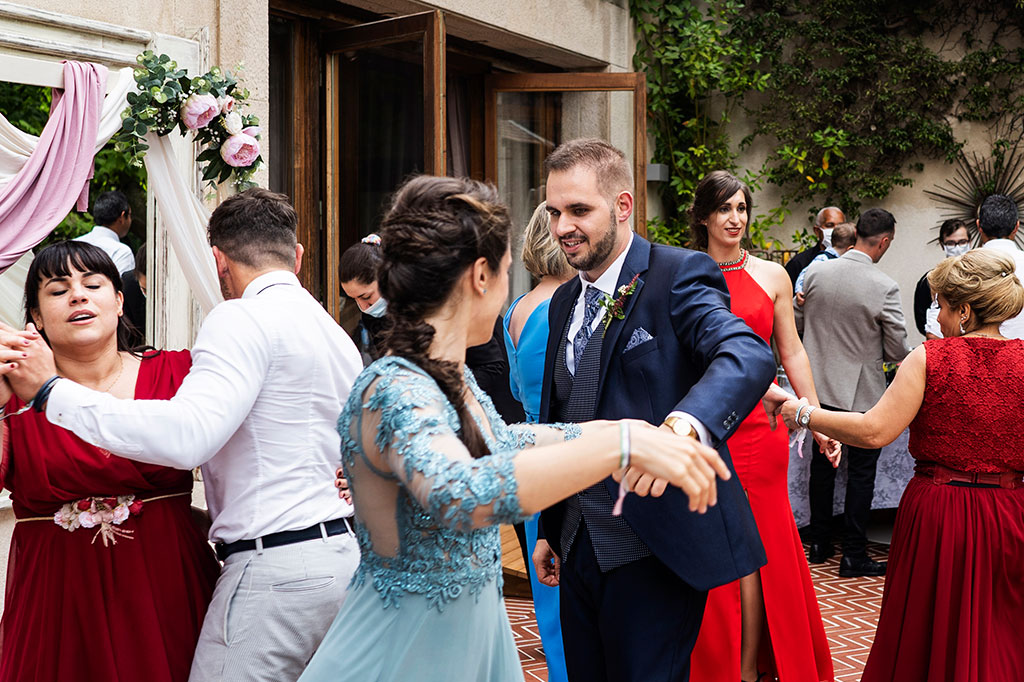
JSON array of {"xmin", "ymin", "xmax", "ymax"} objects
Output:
[{"xmin": 114, "ymin": 51, "xmax": 261, "ymax": 189}]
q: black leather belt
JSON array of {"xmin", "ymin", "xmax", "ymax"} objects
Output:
[{"xmin": 215, "ymin": 517, "xmax": 355, "ymax": 561}]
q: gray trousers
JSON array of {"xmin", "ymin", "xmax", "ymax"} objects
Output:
[{"xmin": 189, "ymin": 529, "xmax": 360, "ymax": 682}]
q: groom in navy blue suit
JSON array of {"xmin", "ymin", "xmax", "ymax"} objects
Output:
[{"xmin": 533, "ymin": 139, "xmax": 775, "ymax": 681}]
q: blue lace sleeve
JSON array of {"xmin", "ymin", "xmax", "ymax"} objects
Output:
[
  {"xmin": 505, "ymin": 422, "xmax": 583, "ymax": 450},
  {"xmin": 370, "ymin": 365, "xmax": 528, "ymax": 531}
]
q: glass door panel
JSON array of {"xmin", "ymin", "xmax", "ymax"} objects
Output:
[
  {"xmin": 486, "ymin": 73, "xmax": 646, "ymax": 301},
  {"xmin": 323, "ymin": 10, "xmax": 445, "ymax": 323}
]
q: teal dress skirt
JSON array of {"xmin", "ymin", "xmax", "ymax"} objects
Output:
[
  {"xmin": 298, "ymin": 356, "xmax": 579, "ymax": 682},
  {"xmin": 502, "ymin": 295, "xmax": 568, "ymax": 682}
]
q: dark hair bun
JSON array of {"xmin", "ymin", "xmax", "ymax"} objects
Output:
[{"xmin": 377, "ymin": 175, "xmax": 511, "ymax": 459}]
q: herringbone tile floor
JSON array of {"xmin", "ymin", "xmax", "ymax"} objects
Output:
[{"xmin": 508, "ymin": 541, "xmax": 887, "ymax": 682}]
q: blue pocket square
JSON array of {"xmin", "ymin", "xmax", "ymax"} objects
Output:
[{"xmin": 624, "ymin": 327, "xmax": 654, "ymax": 352}]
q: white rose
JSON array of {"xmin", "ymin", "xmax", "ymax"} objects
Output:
[
  {"xmin": 224, "ymin": 111, "xmax": 244, "ymax": 136},
  {"xmin": 112, "ymin": 504, "xmax": 130, "ymax": 524}
]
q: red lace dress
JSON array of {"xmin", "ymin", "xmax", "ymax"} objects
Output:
[
  {"xmin": 691, "ymin": 265, "xmax": 833, "ymax": 682},
  {"xmin": 0, "ymin": 351, "xmax": 220, "ymax": 682},
  {"xmin": 861, "ymin": 337, "xmax": 1024, "ymax": 682}
]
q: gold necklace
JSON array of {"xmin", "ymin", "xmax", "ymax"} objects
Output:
[
  {"xmin": 100, "ymin": 354, "xmax": 125, "ymax": 393},
  {"xmin": 964, "ymin": 331, "xmax": 1002, "ymax": 339}
]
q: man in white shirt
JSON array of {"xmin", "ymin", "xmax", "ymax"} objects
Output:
[
  {"xmin": 4, "ymin": 189, "xmax": 364, "ymax": 682},
  {"xmin": 74, "ymin": 190, "xmax": 136, "ymax": 274},
  {"xmin": 978, "ymin": 193, "xmax": 1024, "ymax": 339}
]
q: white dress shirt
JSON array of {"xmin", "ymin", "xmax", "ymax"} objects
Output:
[
  {"xmin": 74, "ymin": 226, "xmax": 136, "ymax": 274},
  {"xmin": 564, "ymin": 233, "xmax": 711, "ymax": 444},
  {"xmin": 46, "ymin": 270, "xmax": 363, "ymax": 544},
  {"xmin": 980, "ymin": 239, "xmax": 1024, "ymax": 339}
]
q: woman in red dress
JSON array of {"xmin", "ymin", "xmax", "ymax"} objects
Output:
[
  {"xmin": 0, "ymin": 241, "xmax": 219, "ymax": 682},
  {"xmin": 780, "ymin": 249, "xmax": 1024, "ymax": 682},
  {"xmin": 689, "ymin": 171, "xmax": 835, "ymax": 682}
]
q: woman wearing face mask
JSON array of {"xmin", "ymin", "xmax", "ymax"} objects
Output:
[
  {"xmin": 913, "ymin": 219, "xmax": 969, "ymax": 340},
  {"xmin": 340, "ymin": 235, "xmax": 388, "ymax": 360}
]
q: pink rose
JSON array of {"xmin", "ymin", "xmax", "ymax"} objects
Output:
[
  {"xmin": 78, "ymin": 511, "xmax": 97, "ymax": 529},
  {"xmin": 180, "ymin": 93, "xmax": 219, "ymax": 130},
  {"xmin": 242, "ymin": 125, "xmax": 260, "ymax": 139},
  {"xmin": 219, "ymin": 133, "xmax": 260, "ymax": 168},
  {"xmin": 112, "ymin": 505, "xmax": 130, "ymax": 524},
  {"xmin": 218, "ymin": 95, "xmax": 235, "ymax": 114}
]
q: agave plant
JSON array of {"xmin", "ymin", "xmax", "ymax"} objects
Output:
[{"xmin": 924, "ymin": 136, "xmax": 1024, "ymax": 248}]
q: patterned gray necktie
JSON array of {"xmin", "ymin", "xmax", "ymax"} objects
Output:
[{"xmin": 572, "ymin": 286, "xmax": 604, "ymax": 374}]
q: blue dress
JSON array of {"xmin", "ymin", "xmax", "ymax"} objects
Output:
[
  {"xmin": 502, "ymin": 295, "xmax": 568, "ymax": 682},
  {"xmin": 299, "ymin": 356, "xmax": 580, "ymax": 682}
]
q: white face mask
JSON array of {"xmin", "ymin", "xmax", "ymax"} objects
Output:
[
  {"xmin": 821, "ymin": 228, "xmax": 834, "ymax": 250},
  {"xmin": 943, "ymin": 243, "xmax": 970, "ymax": 258},
  {"xmin": 363, "ymin": 297, "xmax": 388, "ymax": 318}
]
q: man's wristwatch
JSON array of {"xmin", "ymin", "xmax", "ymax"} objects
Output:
[
  {"xmin": 663, "ymin": 416, "xmax": 698, "ymax": 439},
  {"xmin": 798, "ymin": 405, "xmax": 817, "ymax": 428}
]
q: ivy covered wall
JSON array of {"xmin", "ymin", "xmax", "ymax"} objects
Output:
[{"xmin": 631, "ymin": 0, "xmax": 1024, "ymax": 249}]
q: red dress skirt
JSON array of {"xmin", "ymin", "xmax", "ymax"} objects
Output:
[
  {"xmin": 690, "ymin": 266, "xmax": 833, "ymax": 682},
  {"xmin": 0, "ymin": 351, "xmax": 219, "ymax": 682},
  {"xmin": 861, "ymin": 337, "xmax": 1024, "ymax": 682}
]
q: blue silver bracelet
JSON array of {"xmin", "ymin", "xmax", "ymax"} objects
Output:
[{"xmin": 32, "ymin": 375, "xmax": 60, "ymax": 413}]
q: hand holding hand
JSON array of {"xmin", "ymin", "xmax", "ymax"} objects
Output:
[
  {"xmin": 334, "ymin": 467, "xmax": 352, "ymax": 504},
  {"xmin": 0, "ymin": 323, "xmax": 56, "ymax": 403},
  {"xmin": 532, "ymin": 538, "xmax": 560, "ymax": 587},
  {"xmin": 779, "ymin": 398, "xmax": 807, "ymax": 430},
  {"xmin": 625, "ymin": 420, "xmax": 731, "ymax": 514},
  {"xmin": 612, "ymin": 467, "xmax": 669, "ymax": 498},
  {"xmin": 762, "ymin": 384, "xmax": 794, "ymax": 430}
]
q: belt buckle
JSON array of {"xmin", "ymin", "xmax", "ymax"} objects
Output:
[{"xmin": 932, "ymin": 468, "xmax": 953, "ymax": 485}]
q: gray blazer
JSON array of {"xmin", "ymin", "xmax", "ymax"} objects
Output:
[{"xmin": 795, "ymin": 249, "xmax": 912, "ymax": 412}]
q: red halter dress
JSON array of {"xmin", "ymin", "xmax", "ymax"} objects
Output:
[{"xmin": 691, "ymin": 257, "xmax": 834, "ymax": 682}]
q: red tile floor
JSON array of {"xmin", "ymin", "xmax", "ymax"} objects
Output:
[{"xmin": 507, "ymin": 542, "xmax": 888, "ymax": 682}]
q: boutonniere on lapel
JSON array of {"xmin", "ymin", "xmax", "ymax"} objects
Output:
[{"xmin": 598, "ymin": 274, "xmax": 640, "ymax": 336}]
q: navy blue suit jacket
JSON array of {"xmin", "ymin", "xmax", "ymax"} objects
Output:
[{"xmin": 539, "ymin": 236, "xmax": 773, "ymax": 592}]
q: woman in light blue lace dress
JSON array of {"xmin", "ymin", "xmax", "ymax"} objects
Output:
[{"xmin": 299, "ymin": 176, "xmax": 729, "ymax": 682}]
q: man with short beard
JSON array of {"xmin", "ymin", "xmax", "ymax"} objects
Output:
[{"xmin": 533, "ymin": 138, "xmax": 775, "ymax": 681}]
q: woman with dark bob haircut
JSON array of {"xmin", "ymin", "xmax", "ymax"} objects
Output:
[
  {"xmin": 0, "ymin": 241, "xmax": 219, "ymax": 682},
  {"xmin": 781, "ymin": 249, "xmax": 1024, "ymax": 682},
  {"xmin": 299, "ymin": 176, "xmax": 725, "ymax": 682}
]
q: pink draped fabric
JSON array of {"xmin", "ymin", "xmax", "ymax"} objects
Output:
[{"xmin": 0, "ymin": 61, "xmax": 107, "ymax": 272}]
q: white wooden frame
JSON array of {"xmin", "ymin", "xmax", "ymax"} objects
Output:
[{"xmin": 0, "ymin": 2, "xmax": 205, "ymax": 350}]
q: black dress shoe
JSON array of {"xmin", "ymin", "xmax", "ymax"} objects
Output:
[
  {"xmin": 807, "ymin": 542, "xmax": 834, "ymax": 564},
  {"xmin": 839, "ymin": 555, "xmax": 886, "ymax": 577}
]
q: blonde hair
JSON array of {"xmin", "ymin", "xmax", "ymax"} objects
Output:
[
  {"xmin": 928, "ymin": 250, "xmax": 1024, "ymax": 329},
  {"xmin": 520, "ymin": 201, "xmax": 573, "ymax": 279}
]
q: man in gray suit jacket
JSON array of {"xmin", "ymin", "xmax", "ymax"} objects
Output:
[{"xmin": 795, "ymin": 208, "xmax": 912, "ymax": 577}]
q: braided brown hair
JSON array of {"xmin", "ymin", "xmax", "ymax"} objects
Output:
[{"xmin": 378, "ymin": 175, "xmax": 511, "ymax": 459}]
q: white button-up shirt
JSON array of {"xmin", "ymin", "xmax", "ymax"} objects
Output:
[
  {"xmin": 981, "ymin": 239, "xmax": 1024, "ymax": 339},
  {"xmin": 46, "ymin": 270, "xmax": 363, "ymax": 544},
  {"xmin": 564, "ymin": 233, "xmax": 711, "ymax": 443},
  {"xmin": 74, "ymin": 226, "xmax": 136, "ymax": 274}
]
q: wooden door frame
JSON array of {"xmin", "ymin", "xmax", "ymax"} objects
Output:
[
  {"xmin": 484, "ymin": 72, "xmax": 648, "ymax": 234},
  {"xmin": 322, "ymin": 10, "xmax": 446, "ymax": 321}
]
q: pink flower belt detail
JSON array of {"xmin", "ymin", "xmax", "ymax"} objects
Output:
[{"xmin": 16, "ymin": 491, "xmax": 192, "ymax": 547}]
